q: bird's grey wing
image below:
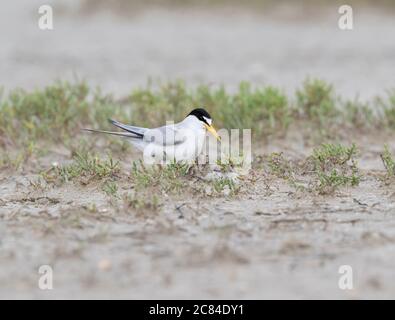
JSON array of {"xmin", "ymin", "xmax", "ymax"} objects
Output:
[
  {"xmin": 109, "ymin": 119, "xmax": 147, "ymax": 137},
  {"xmin": 143, "ymin": 125, "xmax": 188, "ymax": 146}
]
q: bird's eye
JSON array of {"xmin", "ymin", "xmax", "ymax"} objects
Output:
[{"xmin": 203, "ymin": 117, "xmax": 212, "ymax": 126}]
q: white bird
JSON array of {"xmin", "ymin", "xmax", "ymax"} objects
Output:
[{"xmin": 84, "ymin": 108, "xmax": 220, "ymax": 163}]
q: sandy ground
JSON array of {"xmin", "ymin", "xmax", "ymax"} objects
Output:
[
  {"xmin": 1, "ymin": 1, "xmax": 395, "ymax": 299},
  {"xmin": 1, "ymin": 137, "xmax": 395, "ymax": 299}
]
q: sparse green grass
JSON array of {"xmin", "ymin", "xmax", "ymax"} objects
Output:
[
  {"xmin": 1, "ymin": 78, "xmax": 394, "ymax": 157},
  {"xmin": 214, "ymin": 83, "xmax": 290, "ymax": 136},
  {"xmin": 212, "ymin": 177, "xmax": 239, "ymax": 195},
  {"xmin": 0, "ymin": 81, "xmax": 128, "ymax": 160},
  {"xmin": 130, "ymin": 160, "xmax": 241, "ymax": 196},
  {"xmin": 102, "ymin": 180, "xmax": 119, "ymax": 197},
  {"xmin": 310, "ymin": 143, "xmax": 360, "ymax": 194},
  {"xmin": 131, "ymin": 160, "xmax": 192, "ymax": 193},
  {"xmin": 5, "ymin": 79, "xmax": 395, "ymax": 212},
  {"xmin": 44, "ymin": 151, "xmax": 120, "ymax": 184},
  {"xmin": 296, "ymin": 78, "xmax": 338, "ymax": 125},
  {"xmin": 312, "ymin": 143, "xmax": 358, "ymax": 167},
  {"xmin": 0, "ymin": 82, "xmax": 89, "ymax": 146},
  {"xmin": 40, "ymin": 153, "xmax": 243, "ymax": 199},
  {"xmin": 1, "ymin": 78, "xmax": 395, "ymax": 178},
  {"xmin": 129, "ymin": 81, "xmax": 290, "ymax": 136},
  {"xmin": 265, "ymin": 144, "xmax": 361, "ymax": 194},
  {"xmin": 380, "ymin": 145, "xmax": 395, "ymax": 177}
]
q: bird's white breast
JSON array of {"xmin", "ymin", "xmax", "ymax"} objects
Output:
[{"xmin": 140, "ymin": 116, "xmax": 207, "ymax": 163}]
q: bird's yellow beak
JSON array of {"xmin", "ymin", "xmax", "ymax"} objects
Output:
[{"xmin": 204, "ymin": 123, "xmax": 221, "ymax": 141}]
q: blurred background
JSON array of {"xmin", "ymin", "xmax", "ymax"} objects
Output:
[{"xmin": 1, "ymin": 0, "xmax": 394, "ymax": 99}]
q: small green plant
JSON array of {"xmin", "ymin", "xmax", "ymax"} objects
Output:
[
  {"xmin": 313, "ymin": 143, "xmax": 357, "ymax": 167},
  {"xmin": 380, "ymin": 145, "xmax": 395, "ymax": 176},
  {"xmin": 316, "ymin": 168, "xmax": 359, "ymax": 190},
  {"xmin": 310, "ymin": 143, "xmax": 360, "ymax": 194},
  {"xmin": 130, "ymin": 161, "xmax": 154, "ymax": 188},
  {"xmin": 47, "ymin": 152, "xmax": 120, "ymax": 183},
  {"xmin": 131, "ymin": 160, "xmax": 192, "ymax": 193},
  {"xmin": 296, "ymin": 78, "xmax": 338, "ymax": 124},
  {"xmin": 212, "ymin": 177, "xmax": 239, "ymax": 195},
  {"xmin": 102, "ymin": 180, "xmax": 119, "ymax": 197}
]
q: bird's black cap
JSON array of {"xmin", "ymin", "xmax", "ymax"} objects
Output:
[{"xmin": 188, "ymin": 108, "xmax": 212, "ymax": 124}]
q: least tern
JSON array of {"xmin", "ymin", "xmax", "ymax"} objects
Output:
[{"xmin": 84, "ymin": 108, "xmax": 220, "ymax": 163}]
